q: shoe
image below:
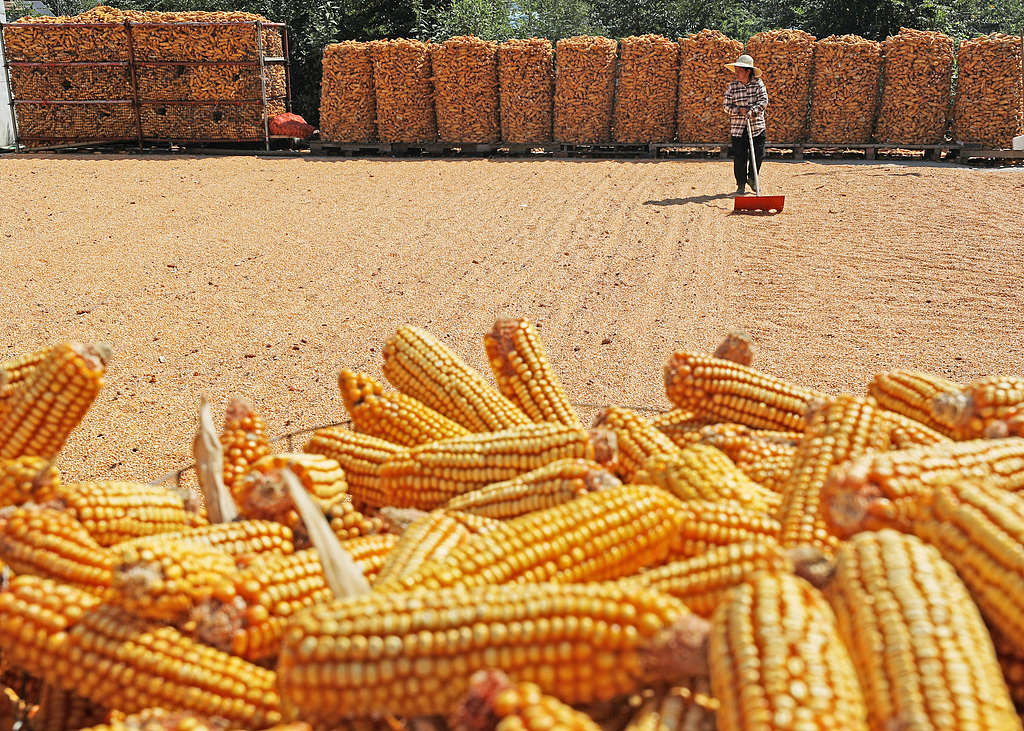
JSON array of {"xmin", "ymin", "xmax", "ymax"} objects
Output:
[{"xmin": 735, "ymin": 185, "xmax": 747, "ymax": 196}]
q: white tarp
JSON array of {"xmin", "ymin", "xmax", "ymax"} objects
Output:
[{"xmin": 0, "ymin": 3, "xmax": 15, "ymax": 148}]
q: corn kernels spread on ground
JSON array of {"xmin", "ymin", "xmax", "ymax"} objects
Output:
[{"xmin": 1, "ymin": 323, "xmax": 1023, "ymax": 731}]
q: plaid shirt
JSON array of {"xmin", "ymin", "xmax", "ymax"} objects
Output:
[{"xmin": 723, "ymin": 78, "xmax": 768, "ymax": 137}]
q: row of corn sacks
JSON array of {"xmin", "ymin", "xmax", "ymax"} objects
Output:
[{"xmin": 0, "ymin": 318, "xmax": 1023, "ymax": 731}]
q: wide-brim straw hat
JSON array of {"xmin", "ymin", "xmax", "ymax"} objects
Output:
[{"xmin": 725, "ymin": 54, "xmax": 762, "ymax": 78}]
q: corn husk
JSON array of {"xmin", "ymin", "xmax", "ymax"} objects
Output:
[
  {"xmin": 676, "ymin": 30, "xmax": 743, "ymax": 143},
  {"xmin": 808, "ymin": 34, "xmax": 883, "ymax": 144},
  {"xmin": 612, "ymin": 34, "xmax": 678, "ymax": 143}
]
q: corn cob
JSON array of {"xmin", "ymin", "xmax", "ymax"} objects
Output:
[
  {"xmin": 117, "ymin": 519, "xmax": 295, "ymax": 557},
  {"xmin": 737, "ymin": 452, "xmax": 795, "ymax": 494},
  {"xmin": 933, "ymin": 375, "xmax": 1024, "ymax": 440},
  {"xmin": 0, "ymin": 455, "xmax": 60, "ymax": 507},
  {"xmin": 776, "ymin": 394, "xmax": 891, "ymax": 555},
  {"xmin": 620, "ymin": 540, "xmax": 793, "ymax": 617},
  {"xmin": 303, "ymin": 426, "xmax": 405, "ymax": 509},
  {"xmin": 107, "ymin": 538, "xmax": 240, "ymax": 623},
  {"xmin": 372, "ymin": 509, "xmax": 471, "ymax": 590},
  {"xmin": 193, "ymin": 534, "xmax": 397, "ymax": 662},
  {"xmin": 386, "ymin": 484, "xmax": 683, "ymax": 592},
  {"xmin": 327, "ymin": 499, "xmax": 388, "ymax": 542},
  {"xmin": 54, "ymin": 480, "xmax": 207, "ymax": 546},
  {"xmin": 593, "ymin": 406, "xmax": 679, "ymax": 480},
  {"xmin": 0, "ymin": 575, "xmax": 283, "ymax": 728},
  {"xmin": 0, "ymin": 346, "xmax": 48, "ymax": 420},
  {"xmin": 866, "ymin": 368, "xmax": 962, "ymax": 437},
  {"xmin": 665, "ymin": 500, "xmax": 781, "ymax": 561},
  {"xmin": 445, "ymin": 508, "xmax": 503, "ymax": 534},
  {"xmin": 0, "ymin": 342, "xmax": 111, "ymax": 461},
  {"xmin": 338, "ymin": 369, "xmax": 471, "ymax": 447},
  {"xmin": 483, "ymin": 317, "xmax": 582, "ymax": 428},
  {"xmin": 992, "ymin": 629, "xmax": 1024, "ymax": 708},
  {"xmin": 379, "ymin": 422, "xmax": 606, "ymax": 510},
  {"xmin": 232, "ymin": 452, "xmax": 354, "ymax": 547},
  {"xmin": 219, "ymin": 395, "xmax": 272, "ymax": 493},
  {"xmin": 620, "ymin": 681, "xmax": 718, "ymax": 731},
  {"xmin": 711, "ymin": 329, "xmax": 754, "ymax": 367},
  {"xmin": 77, "ymin": 708, "xmax": 233, "ymax": 731},
  {"xmin": 648, "ymin": 409, "xmax": 708, "ymax": 449},
  {"xmin": 877, "ymin": 408, "xmax": 952, "ymax": 449},
  {"xmin": 277, "ymin": 581, "xmax": 711, "ymax": 721},
  {"xmin": 663, "ymin": 352, "xmax": 828, "ymax": 432},
  {"xmin": 0, "ymin": 505, "xmax": 112, "ymax": 595},
  {"xmin": 442, "ymin": 458, "xmax": 620, "ymax": 518},
  {"xmin": 382, "ymin": 325, "xmax": 532, "ymax": 433},
  {"xmin": 696, "ymin": 424, "xmax": 801, "ymax": 467},
  {"xmin": 634, "ymin": 445, "xmax": 782, "ymax": 514},
  {"xmin": 31, "ymin": 683, "xmax": 108, "ymax": 731},
  {"xmin": 825, "ymin": 529, "xmax": 1020, "ymax": 731},
  {"xmin": 450, "ymin": 669, "xmax": 604, "ymax": 731},
  {"xmin": 709, "ymin": 571, "xmax": 869, "ymax": 731},
  {"xmin": 822, "ymin": 436, "xmax": 1024, "ymax": 539}
]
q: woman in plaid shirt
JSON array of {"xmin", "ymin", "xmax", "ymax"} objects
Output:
[{"xmin": 723, "ymin": 55, "xmax": 768, "ymax": 196}]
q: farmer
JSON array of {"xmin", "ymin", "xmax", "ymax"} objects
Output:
[{"xmin": 723, "ymin": 54, "xmax": 769, "ymax": 196}]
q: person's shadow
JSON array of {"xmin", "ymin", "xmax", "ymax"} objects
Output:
[{"xmin": 644, "ymin": 192, "xmax": 735, "ymax": 206}]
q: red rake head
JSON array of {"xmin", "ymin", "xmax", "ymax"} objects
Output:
[{"xmin": 734, "ymin": 195, "xmax": 785, "ymax": 213}]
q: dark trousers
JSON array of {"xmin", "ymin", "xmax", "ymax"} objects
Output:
[{"xmin": 732, "ymin": 129, "xmax": 766, "ymax": 188}]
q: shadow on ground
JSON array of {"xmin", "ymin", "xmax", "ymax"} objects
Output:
[{"xmin": 644, "ymin": 192, "xmax": 735, "ymax": 206}]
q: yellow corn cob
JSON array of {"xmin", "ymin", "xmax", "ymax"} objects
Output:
[
  {"xmin": 825, "ymin": 529, "xmax": 1020, "ymax": 731},
  {"xmin": 443, "ymin": 458, "xmax": 620, "ymax": 518},
  {"xmin": 737, "ymin": 452, "xmax": 795, "ymax": 493},
  {"xmin": 711, "ymin": 328, "xmax": 754, "ymax": 366},
  {"xmin": 0, "ymin": 346, "xmax": 49, "ymax": 419},
  {"xmin": 776, "ymin": 394, "xmax": 891, "ymax": 555},
  {"xmin": 648, "ymin": 409, "xmax": 709, "ymax": 449},
  {"xmin": 338, "ymin": 368, "xmax": 471, "ymax": 447},
  {"xmin": 877, "ymin": 408, "xmax": 952, "ymax": 449},
  {"xmin": 822, "ymin": 437, "xmax": 1024, "ymax": 539},
  {"xmin": 232, "ymin": 452, "xmax": 354, "ymax": 547},
  {"xmin": 620, "ymin": 681, "xmax": 718, "ymax": 731},
  {"xmin": 634, "ymin": 445, "xmax": 782, "ymax": 514},
  {"xmin": 379, "ymin": 422, "xmax": 606, "ymax": 510},
  {"xmin": 303, "ymin": 426, "xmax": 405, "ymax": 509},
  {"xmin": 388, "ymin": 484, "xmax": 683, "ymax": 591},
  {"xmin": 108, "ymin": 538, "xmax": 240, "ymax": 623},
  {"xmin": 31, "ymin": 683, "xmax": 107, "ymax": 731},
  {"xmin": 372, "ymin": 510, "xmax": 471, "ymax": 591},
  {"xmin": 665, "ymin": 500, "xmax": 781, "ymax": 561},
  {"xmin": 696, "ymin": 424, "xmax": 801, "ymax": 467},
  {"xmin": 193, "ymin": 534, "xmax": 397, "ymax": 662},
  {"xmin": 620, "ymin": 540, "xmax": 793, "ymax": 617},
  {"xmin": 445, "ymin": 508, "xmax": 504, "ymax": 534},
  {"xmin": 0, "ymin": 505, "xmax": 112, "ymax": 595},
  {"xmin": 866, "ymin": 369, "xmax": 962, "ymax": 437},
  {"xmin": 933, "ymin": 375, "xmax": 1024, "ymax": 440},
  {"xmin": 382, "ymin": 324, "xmax": 532, "ymax": 432},
  {"xmin": 709, "ymin": 571, "xmax": 869, "ymax": 731},
  {"xmin": 277, "ymin": 581, "xmax": 711, "ymax": 721},
  {"xmin": 450, "ymin": 669, "xmax": 604, "ymax": 731},
  {"xmin": 593, "ymin": 406, "xmax": 679, "ymax": 480},
  {"xmin": 0, "ymin": 455, "xmax": 60, "ymax": 507},
  {"xmin": 483, "ymin": 317, "xmax": 582, "ymax": 428},
  {"xmin": 0, "ymin": 341, "xmax": 111, "ymax": 461},
  {"xmin": 77, "ymin": 707, "xmax": 234, "ymax": 731},
  {"xmin": 327, "ymin": 499, "xmax": 388, "ymax": 542},
  {"xmin": 663, "ymin": 352, "xmax": 828, "ymax": 432},
  {"xmin": 0, "ymin": 575, "xmax": 282, "ymax": 728},
  {"xmin": 54, "ymin": 480, "xmax": 207, "ymax": 547},
  {"xmin": 117, "ymin": 519, "xmax": 295, "ymax": 557},
  {"xmin": 219, "ymin": 395, "xmax": 272, "ymax": 493}
]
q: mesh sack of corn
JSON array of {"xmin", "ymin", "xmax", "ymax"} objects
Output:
[
  {"xmin": 745, "ymin": 29, "xmax": 816, "ymax": 143},
  {"xmin": 612, "ymin": 34, "xmax": 679, "ymax": 144},
  {"xmin": 808, "ymin": 34, "xmax": 883, "ymax": 144},
  {"xmin": 138, "ymin": 102, "xmax": 271, "ymax": 140},
  {"xmin": 498, "ymin": 38, "xmax": 554, "ymax": 143},
  {"xmin": 874, "ymin": 27, "xmax": 954, "ymax": 144},
  {"xmin": 319, "ymin": 41, "xmax": 378, "ymax": 143},
  {"xmin": 676, "ymin": 30, "xmax": 743, "ymax": 143},
  {"xmin": 553, "ymin": 36, "xmax": 618, "ymax": 144},
  {"xmin": 372, "ymin": 38, "xmax": 438, "ymax": 144},
  {"xmin": 15, "ymin": 102, "xmax": 136, "ymax": 144},
  {"xmin": 2, "ymin": 9, "xmax": 129, "ymax": 62},
  {"xmin": 8, "ymin": 65, "xmax": 131, "ymax": 102},
  {"xmin": 432, "ymin": 35, "xmax": 500, "ymax": 144},
  {"xmin": 126, "ymin": 12, "xmax": 280, "ymax": 63},
  {"xmin": 953, "ymin": 33, "xmax": 1024, "ymax": 148}
]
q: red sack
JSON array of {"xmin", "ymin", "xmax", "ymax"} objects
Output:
[{"xmin": 269, "ymin": 112, "xmax": 317, "ymax": 139}]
